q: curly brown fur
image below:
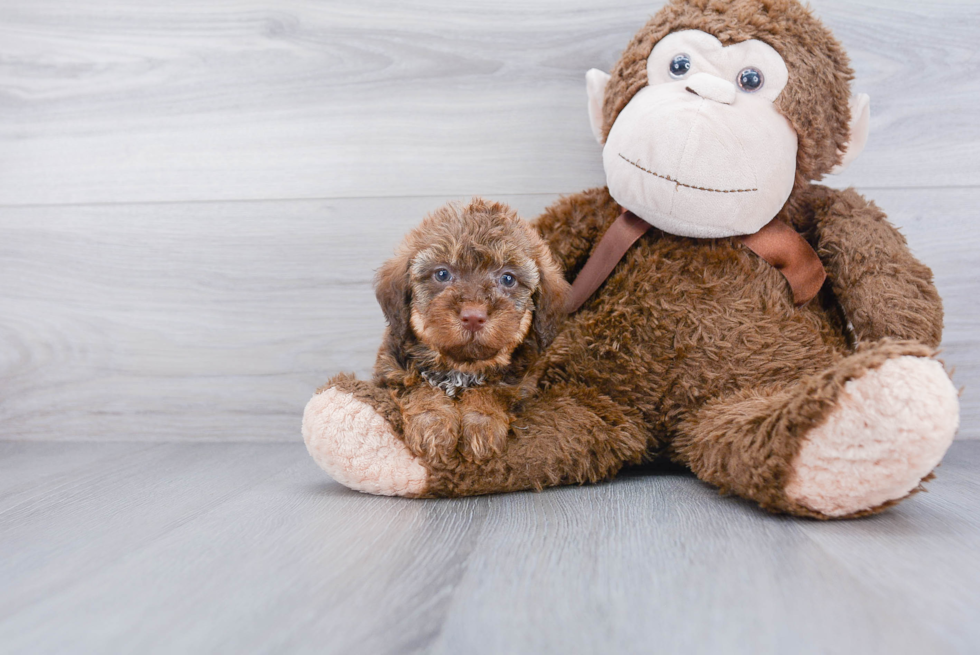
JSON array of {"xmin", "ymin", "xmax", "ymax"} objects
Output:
[{"xmin": 372, "ymin": 198, "xmax": 570, "ymax": 463}]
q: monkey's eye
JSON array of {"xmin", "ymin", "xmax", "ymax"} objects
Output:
[
  {"xmin": 669, "ymin": 54, "xmax": 692, "ymax": 78},
  {"xmin": 737, "ymin": 67, "xmax": 765, "ymax": 92},
  {"xmin": 433, "ymin": 268, "xmax": 453, "ymax": 283},
  {"xmin": 499, "ymin": 273, "xmax": 517, "ymax": 288}
]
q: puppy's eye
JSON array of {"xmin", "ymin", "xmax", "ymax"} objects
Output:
[
  {"xmin": 433, "ymin": 268, "xmax": 453, "ymax": 283},
  {"xmin": 499, "ymin": 273, "xmax": 517, "ymax": 288}
]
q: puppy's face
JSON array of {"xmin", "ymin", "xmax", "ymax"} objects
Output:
[
  {"xmin": 409, "ymin": 237, "xmax": 538, "ymax": 370},
  {"xmin": 376, "ymin": 199, "xmax": 569, "ymax": 373}
]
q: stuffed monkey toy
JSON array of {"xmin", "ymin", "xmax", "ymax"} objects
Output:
[{"xmin": 303, "ymin": 0, "xmax": 960, "ymax": 518}]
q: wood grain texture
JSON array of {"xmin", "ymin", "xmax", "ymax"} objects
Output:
[
  {"xmin": 0, "ymin": 441, "xmax": 978, "ymax": 654},
  {"xmin": 0, "ymin": 194, "xmax": 553, "ymax": 440},
  {"xmin": 0, "ymin": 0, "xmax": 978, "ymax": 206},
  {"xmin": 1, "ymin": 188, "xmax": 976, "ymax": 441}
]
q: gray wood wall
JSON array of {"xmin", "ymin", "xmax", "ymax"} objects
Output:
[{"xmin": 1, "ymin": 0, "xmax": 977, "ymax": 441}]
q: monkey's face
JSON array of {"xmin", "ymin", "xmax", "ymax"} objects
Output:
[{"xmin": 601, "ymin": 30, "xmax": 798, "ymax": 238}]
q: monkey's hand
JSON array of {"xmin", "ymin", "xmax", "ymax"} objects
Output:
[
  {"xmin": 303, "ymin": 375, "xmax": 428, "ymax": 497},
  {"xmin": 811, "ymin": 186, "xmax": 943, "ymax": 347}
]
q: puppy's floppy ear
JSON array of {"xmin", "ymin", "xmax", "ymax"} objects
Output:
[
  {"xmin": 374, "ymin": 249, "xmax": 413, "ymax": 342},
  {"xmin": 530, "ymin": 240, "xmax": 571, "ymax": 349}
]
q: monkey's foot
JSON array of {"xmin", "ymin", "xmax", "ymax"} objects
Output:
[
  {"xmin": 302, "ymin": 388, "xmax": 428, "ymax": 497},
  {"xmin": 785, "ymin": 356, "xmax": 959, "ymax": 517}
]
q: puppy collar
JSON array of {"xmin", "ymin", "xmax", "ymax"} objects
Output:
[{"xmin": 420, "ymin": 369, "xmax": 486, "ymax": 398}]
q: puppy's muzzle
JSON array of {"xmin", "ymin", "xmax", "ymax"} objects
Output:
[{"xmin": 459, "ymin": 304, "xmax": 488, "ymax": 333}]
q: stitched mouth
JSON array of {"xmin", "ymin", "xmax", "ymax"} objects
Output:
[{"xmin": 618, "ymin": 154, "xmax": 757, "ymax": 194}]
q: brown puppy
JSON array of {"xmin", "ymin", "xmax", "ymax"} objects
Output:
[{"xmin": 373, "ymin": 198, "xmax": 569, "ymax": 464}]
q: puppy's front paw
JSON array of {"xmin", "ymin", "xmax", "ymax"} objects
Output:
[
  {"xmin": 403, "ymin": 406, "xmax": 460, "ymax": 462},
  {"xmin": 459, "ymin": 387, "xmax": 511, "ymax": 463},
  {"xmin": 461, "ymin": 409, "xmax": 509, "ymax": 463}
]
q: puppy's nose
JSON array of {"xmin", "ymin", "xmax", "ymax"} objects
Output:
[{"xmin": 459, "ymin": 306, "xmax": 488, "ymax": 333}]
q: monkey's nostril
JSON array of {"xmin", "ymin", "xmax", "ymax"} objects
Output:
[
  {"xmin": 459, "ymin": 307, "xmax": 488, "ymax": 332},
  {"xmin": 683, "ymin": 72, "xmax": 736, "ymax": 105}
]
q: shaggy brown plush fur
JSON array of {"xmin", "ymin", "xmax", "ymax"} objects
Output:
[
  {"xmin": 321, "ymin": 0, "xmax": 947, "ymax": 517},
  {"xmin": 335, "ymin": 198, "xmax": 570, "ymax": 466}
]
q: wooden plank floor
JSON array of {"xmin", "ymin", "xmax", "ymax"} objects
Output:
[{"xmin": 1, "ymin": 440, "xmax": 978, "ymax": 655}]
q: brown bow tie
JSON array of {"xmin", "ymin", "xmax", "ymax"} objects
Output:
[{"xmin": 564, "ymin": 210, "xmax": 827, "ymax": 313}]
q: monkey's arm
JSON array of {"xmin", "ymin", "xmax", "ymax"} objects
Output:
[
  {"xmin": 532, "ymin": 187, "xmax": 623, "ymax": 279},
  {"xmin": 810, "ymin": 186, "xmax": 943, "ymax": 347}
]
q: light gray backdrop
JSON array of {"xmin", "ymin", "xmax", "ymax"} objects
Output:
[{"xmin": 1, "ymin": 0, "xmax": 977, "ymax": 441}]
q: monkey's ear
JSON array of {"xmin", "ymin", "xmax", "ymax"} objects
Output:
[
  {"xmin": 586, "ymin": 69, "xmax": 612, "ymax": 144},
  {"xmin": 830, "ymin": 94, "xmax": 871, "ymax": 174},
  {"xmin": 374, "ymin": 251, "xmax": 413, "ymax": 343},
  {"xmin": 531, "ymin": 245, "xmax": 572, "ymax": 349}
]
